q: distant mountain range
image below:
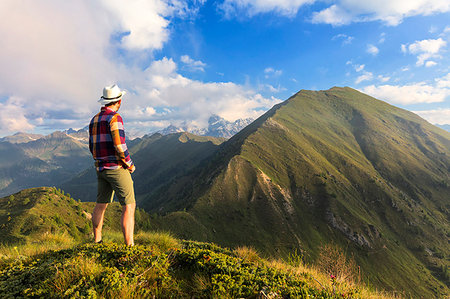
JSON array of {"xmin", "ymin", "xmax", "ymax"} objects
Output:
[
  {"xmin": 0, "ymin": 131, "xmax": 91, "ymax": 197},
  {"xmin": 157, "ymin": 114, "xmax": 254, "ymax": 138},
  {"xmin": 0, "ymin": 87, "xmax": 448, "ymax": 297}
]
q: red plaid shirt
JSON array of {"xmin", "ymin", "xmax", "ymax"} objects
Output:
[{"xmin": 89, "ymin": 107, "xmax": 134, "ymax": 171}]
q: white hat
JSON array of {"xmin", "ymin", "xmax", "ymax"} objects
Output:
[{"xmin": 98, "ymin": 84, "xmax": 126, "ymax": 105}]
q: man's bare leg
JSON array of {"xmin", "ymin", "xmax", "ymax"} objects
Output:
[
  {"xmin": 92, "ymin": 203, "xmax": 108, "ymax": 242},
  {"xmin": 122, "ymin": 202, "xmax": 135, "ymax": 246}
]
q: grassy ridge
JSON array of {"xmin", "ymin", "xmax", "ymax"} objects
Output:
[
  {"xmin": 0, "ymin": 187, "xmax": 129, "ymax": 247},
  {"xmin": 0, "ymin": 231, "xmax": 401, "ymax": 298},
  {"xmin": 0, "ymin": 188, "xmax": 401, "ymax": 298},
  {"xmin": 143, "ymin": 87, "xmax": 449, "ymax": 297}
]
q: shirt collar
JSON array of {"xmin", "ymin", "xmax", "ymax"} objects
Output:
[{"xmin": 101, "ymin": 106, "xmax": 115, "ymax": 113}]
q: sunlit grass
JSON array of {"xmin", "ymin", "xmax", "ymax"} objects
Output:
[
  {"xmin": 0, "ymin": 231, "xmax": 403, "ymax": 298},
  {"xmin": 0, "ymin": 231, "xmax": 78, "ymax": 263},
  {"xmin": 134, "ymin": 231, "xmax": 181, "ymax": 253}
]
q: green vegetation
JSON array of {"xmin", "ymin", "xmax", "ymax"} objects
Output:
[
  {"xmin": 0, "ymin": 187, "xmax": 123, "ymax": 245},
  {"xmin": 136, "ymin": 87, "xmax": 449, "ymax": 297},
  {"xmin": 2, "ymin": 87, "xmax": 449, "ymax": 297},
  {"xmin": 0, "ymin": 187, "xmax": 401, "ymax": 298},
  {"xmin": 0, "ymin": 231, "xmax": 400, "ymax": 298}
]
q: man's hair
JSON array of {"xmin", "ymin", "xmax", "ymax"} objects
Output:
[{"xmin": 105, "ymin": 100, "xmax": 121, "ymax": 107}]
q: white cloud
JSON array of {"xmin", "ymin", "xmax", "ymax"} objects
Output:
[
  {"xmin": 377, "ymin": 75, "xmax": 390, "ymax": 82},
  {"xmin": 312, "ymin": 0, "xmax": 450, "ymax": 26},
  {"xmin": 425, "ymin": 61, "xmax": 437, "ymax": 67},
  {"xmin": 262, "ymin": 84, "xmax": 286, "ymax": 93},
  {"xmin": 312, "ymin": 4, "xmax": 352, "ymax": 25},
  {"xmin": 264, "ymin": 67, "xmax": 283, "ymax": 78},
  {"xmin": 355, "ymin": 64, "xmax": 365, "ymax": 72},
  {"xmin": 363, "ymin": 79, "xmax": 450, "ymax": 105},
  {"xmin": 429, "ymin": 25, "xmax": 438, "ymax": 34},
  {"xmin": 121, "ymin": 57, "xmax": 281, "ymax": 129},
  {"xmin": 332, "ymin": 34, "xmax": 354, "ymax": 44},
  {"xmin": 0, "ymin": 97, "xmax": 34, "ymax": 133},
  {"xmin": 436, "ymin": 73, "xmax": 450, "ymax": 88},
  {"xmin": 220, "ymin": 0, "xmax": 314, "ymax": 17},
  {"xmin": 367, "ymin": 44, "xmax": 379, "ymax": 55},
  {"xmin": 355, "ymin": 72, "xmax": 373, "ymax": 84},
  {"xmin": 402, "ymin": 38, "xmax": 447, "ymax": 66},
  {"xmin": 0, "ymin": 0, "xmax": 276, "ymax": 137},
  {"xmin": 180, "ymin": 55, "xmax": 207, "ymax": 72},
  {"xmin": 413, "ymin": 108, "xmax": 450, "ymax": 125},
  {"xmin": 100, "ymin": 0, "xmax": 177, "ymax": 50},
  {"xmin": 219, "ymin": 0, "xmax": 450, "ymax": 26}
]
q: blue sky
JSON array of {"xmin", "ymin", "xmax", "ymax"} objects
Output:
[{"xmin": 0, "ymin": 0, "xmax": 449, "ymax": 137}]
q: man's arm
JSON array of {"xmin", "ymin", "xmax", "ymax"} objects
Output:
[{"xmin": 110, "ymin": 114, "xmax": 135, "ymax": 173}]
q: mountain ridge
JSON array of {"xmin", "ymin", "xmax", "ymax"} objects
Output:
[
  {"xmin": 157, "ymin": 114, "xmax": 254, "ymax": 138},
  {"xmin": 139, "ymin": 87, "xmax": 449, "ymax": 297}
]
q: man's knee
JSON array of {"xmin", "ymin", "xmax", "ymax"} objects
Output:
[
  {"xmin": 122, "ymin": 202, "xmax": 136, "ymax": 214},
  {"xmin": 94, "ymin": 203, "xmax": 109, "ymax": 213}
]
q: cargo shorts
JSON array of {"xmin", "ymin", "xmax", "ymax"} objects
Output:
[{"xmin": 96, "ymin": 168, "xmax": 135, "ymax": 206}]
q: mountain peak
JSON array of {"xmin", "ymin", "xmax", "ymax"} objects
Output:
[{"xmin": 158, "ymin": 115, "xmax": 254, "ymax": 138}]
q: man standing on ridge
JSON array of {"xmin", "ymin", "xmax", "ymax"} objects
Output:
[{"xmin": 89, "ymin": 84, "xmax": 136, "ymax": 246}]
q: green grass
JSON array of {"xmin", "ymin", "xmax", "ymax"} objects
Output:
[{"xmin": 0, "ymin": 232, "xmax": 401, "ymax": 299}]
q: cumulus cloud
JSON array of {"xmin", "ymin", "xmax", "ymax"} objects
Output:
[
  {"xmin": 119, "ymin": 57, "xmax": 281, "ymax": 131},
  {"xmin": 413, "ymin": 108, "xmax": 450, "ymax": 125},
  {"xmin": 0, "ymin": 0, "xmax": 278, "ymax": 136},
  {"xmin": 0, "ymin": 97, "xmax": 34, "ymax": 134},
  {"xmin": 180, "ymin": 55, "xmax": 207, "ymax": 72},
  {"xmin": 402, "ymin": 38, "xmax": 447, "ymax": 66},
  {"xmin": 312, "ymin": 0, "xmax": 450, "ymax": 26},
  {"xmin": 219, "ymin": 0, "xmax": 450, "ymax": 26},
  {"xmin": 367, "ymin": 44, "xmax": 379, "ymax": 55},
  {"xmin": 436, "ymin": 73, "xmax": 450, "ymax": 88},
  {"xmin": 311, "ymin": 4, "xmax": 352, "ymax": 25},
  {"xmin": 100, "ymin": 0, "xmax": 180, "ymax": 50},
  {"xmin": 425, "ymin": 61, "xmax": 437, "ymax": 67},
  {"xmin": 362, "ymin": 76, "xmax": 450, "ymax": 104}
]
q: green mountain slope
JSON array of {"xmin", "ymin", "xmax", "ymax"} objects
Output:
[
  {"xmin": 0, "ymin": 187, "xmax": 122, "ymax": 244},
  {"xmin": 145, "ymin": 87, "xmax": 450, "ymax": 297}
]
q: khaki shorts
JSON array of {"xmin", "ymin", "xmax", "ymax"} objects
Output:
[{"xmin": 97, "ymin": 168, "xmax": 135, "ymax": 206}]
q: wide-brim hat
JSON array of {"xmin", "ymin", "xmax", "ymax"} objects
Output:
[{"xmin": 98, "ymin": 84, "xmax": 126, "ymax": 105}]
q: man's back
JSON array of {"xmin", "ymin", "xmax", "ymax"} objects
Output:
[{"xmin": 89, "ymin": 106, "xmax": 133, "ymax": 172}]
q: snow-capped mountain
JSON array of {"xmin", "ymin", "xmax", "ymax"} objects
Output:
[{"xmin": 157, "ymin": 115, "xmax": 254, "ymax": 138}]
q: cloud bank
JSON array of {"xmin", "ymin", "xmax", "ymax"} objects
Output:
[
  {"xmin": 220, "ymin": 0, "xmax": 450, "ymax": 25},
  {"xmin": 362, "ymin": 73, "xmax": 450, "ymax": 105},
  {"xmin": 0, "ymin": 0, "xmax": 278, "ymax": 136}
]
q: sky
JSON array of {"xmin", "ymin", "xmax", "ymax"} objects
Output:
[{"xmin": 0, "ymin": 0, "xmax": 449, "ymax": 137}]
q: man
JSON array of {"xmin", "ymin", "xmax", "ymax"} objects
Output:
[{"xmin": 89, "ymin": 84, "xmax": 136, "ymax": 246}]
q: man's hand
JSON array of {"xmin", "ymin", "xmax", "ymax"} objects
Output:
[{"xmin": 128, "ymin": 165, "xmax": 136, "ymax": 173}]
